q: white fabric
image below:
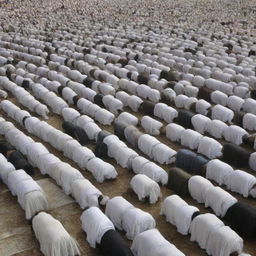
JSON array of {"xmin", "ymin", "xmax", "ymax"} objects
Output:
[
  {"xmin": 16, "ymin": 180, "xmax": 48, "ymax": 219},
  {"xmin": 82, "ymin": 122, "xmax": 101, "ymax": 140},
  {"xmin": 206, "ymin": 159, "xmax": 234, "ymax": 186},
  {"xmin": 127, "ymin": 95, "xmax": 143, "ymax": 112},
  {"xmin": 102, "ymin": 95, "xmax": 123, "ymax": 115},
  {"xmin": 166, "ymin": 123, "xmax": 185, "ymax": 142},
  {"xmin": 80, "ymin": 207, "xmax": 115, "ymax": 248},
  {"xmin": 130, "ymin": 174, "xmax": 161, "ymax": 204},
  {"xmin": 151, "ymin": 143, "xmax": 176, "ymax": 164},
  {"xmin": 105, "ymin": 196, "xmax": 135, "ymax": 230},
  {"xmin": 191, "ymin": 114, "xmax": 211, "ymax": 134},
  {"xmin": 131, "ymin": 156, "xmax": 168, "ymax": 185},
  {"xmin": 94, "ymin": 108, "xmax": 115, "ymax": 125},
  {"xmin": 206, "ymin": 119, "xmax": 228, "ymax": 139},
  {"xmin": 189, "ymin": 213, "xmax": 224, "ymax": 249},
  {"xmin": 138, "ymin": 134, "xmax": 160, "ymax": 158},
  {"xmin": 0, "ymin": 160, "xmax": 16, "ymax": 184},
  {"xmin": 37, "ymin": 153, "xmax": 61, "ymax": 175},
  {"xmin": 188, "ymin": 176, "xmax": 214, "ymax": 204},
  {"xmin": 116, "ymin": 91, "xmax": 130, "ymax": 107},
  {"xmin": 205, "ymin": 186, "xmax": 238, "ymax": 217},
  {"xmin": 7, "ymin": 169, "xmax": 32, "ymax": 196},
  {"xmin": 197, "ymin": 137, "xmax": 223, "ymax": 159},
  {"xmin": 116, "ymin": 112, "xmax": 138, "ymax": 126},
  {"xmin": 227, "ymin": 95, "xmax": 245, "ymax": 111},
  {"xmin": 160, "ymin": 195, "xmax": 199, "ymax": 235},
  {"xmin": 141, "ymin": 116, "xmax": 163, "ymax": 135},
  {"xmin": 154, "ymin": 103, "xmax": 178, "ymax": 123},
  {"xmin": 211, "ymin": 90, "xmax": 228, "ymax": 106},
  {"xmin": 174, "ymin": 95, "xmax": 189, "ymax": 108},
  {"xmin": 226, "ymin": 170, "xmax": 256, "ymax": 197},
  {"xmin": 86, "ymin": 157, "xmax": 117, "ymax": 183},
  {"xmin": 249, "ymin": 153, "xmax": 256, "ymax": 171},
  {"xmin": 243, "ymin": 98, "xmax": 256, "ymax": 114},
  {"xmin": 32, "ymin": 212, "xmax": 80, "ymax": 256},
  {"xmin": 196, "ymin": 99, "xmax": 211, "ymax": 116},
  {"xmin": 115, "ymin": 147, "xmax": 138, "ymax": 168},
  {"xmin": 62, "ymin": 108, "xmax": 80, "ymax": 123},
  {"xmin": 71, "ymin": 179, "xmax": 102, "ymax": 209},
  {"xmin": 243, "ymin": 113, "xmax": 256, "ymax": 131},
  {"xmin": 180, "ymin": 129, "xmax": 203, "ymax": 150},
  {"xmin": 223, "ymin": 125, "xmax": 248, "ymax": 145},
  {"xmin": 131, "ymin": 229, "xmax": 185, "ymax": 256},
  {"xmin": 212, "ymin": 104, "xmax": 234, "ymax": 124},
  {"xmin": 122, "ymin": 207, "xmax": 156, "ymax": 240},
  {"xmin": 207, "ymin": 226, "xmax": 243, "ymax": 256}
]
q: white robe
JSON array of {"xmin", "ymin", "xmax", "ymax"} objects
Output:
[
  {"xmin": 27, "ymin": 142, "xmax": 49, "ymax": 167},
  {"xmin": 86, "ymin": 157, "xmax": 117, "ymax": 183},
  {"xmin": 154, "ymin": 103, "xmax": 178, "ymax": 123},
  {"xmin": 188, "ymin": 176, "xmax": 214, "ymax": 204},
  {"xmin": 130, "ymin": 174, "xmax": 161, "ymax": 204},
  {"xmin": 122, "ymin": 208, "xmax": 156, "ymax": 240},
  {"xmin": 160, "ymin": 195, "xmax": 199, "ymax": 235},
  {"xmin": 131, "ymin": 229, "xmax": 185, "ymax": 256},
  {"xmin": 131, "ymin": 156, "xmax": 168, "ymax": 185},
  {"xmin": 189, "ymin": 213, "xmax": 224, "ymax": 249},
  {"xmin": 16, "ymin": 179, "xmax": 48, "ymax": 219},
  {"xmin": 80, "ymin": 207, "xmax": 115, "ymax": 248},
  {"xmin": 174, "ymin": 95, "xmax": 189, "ymax": 108},
  {"xmin": 72, "ymin": 146, "xmax": 95, "ymax": 169},
  {"xmin": 207, "ymin": 226, "xmax": 243, "ymax": 256},
  {"xmin": 138, "ymin": 134, "xmax": 160, "ymax": 158},
  {"xmin": 223, "ymin": 125, "xmax": 248, "ymax": 145},
  {"xmin": 180, "ymin": 129, "xmax": 203, "ymax": 150},
  {"xmin": 196, "ymin": 99, "xmax": 211, "ymax": 116},
  {"xmin": 166, "ymin": 123, "xmax": 185, "ymax": 142},
  {"xmin": 37, "ymin": 153, "xmax": 61, "ymax": 175},
  {"xmin": 206, "ymin": 159, "xmax": 234, "ymax": 186},
  {"xmin": 227, "ymin": 95, "xmax": 245, "ymax": 111},
  {"xmin": 211, "ymin": 90, "xmax": 228, "ymax": 106},
  {"xmin": 243, "ymin": 113, "xmax": 256, "ymax": 131},
  {"xmin": 206, "ymin": 119, "xmax": 228, "ymax": 139},
  {"xmin": 249, "ymin": 152, "xmax": 256, "ymax": 171},
  {"xmin": 226, "ymin": 170, "xmax": 256, "ymax": 198},
  {"xmin": 62, "ymin": 108, "xmax": 80, "ymax": 123},
  {"xmin": 205, "ymin": 186, "xmax": 238, "ymax": 217},
  {"xmin": 7, "ymin": 169, "xmax": 32, "ymax": 196},
  {"xmin": 94, "ymin": 108, "xmax": 115, "ymax": 125},
  {"xmin": 32, "ymin": 212, "xmax": 80, "ymax": 256},
  {"xmin": 116, "ymin": 91, "xmax": 130, "ymax": 107},
  {"xmin": 127, "ymin": 95, "xmax": 143, "ymax": 112},
  {"xmin": 191, "ymin": 114, "xmax": 211, "ymax": 134},
  {"xmin": 0, "ymin": 158, "xmax": 16, "ymax": 184},
  {"xmin": 243, "ymin": 98, "xmax": 256, "ymax": 114},
  {"xmin": 102, "ymin": 95, "xmax": 123, "ymax": 115},
  {"xmin": 71, "ymin": 179, "xmax": 102, "ymax": 209},
  {"xmin": 197, "ymin": 137, "xmax": 223, "ymax": 159},
  {"xmin": 151, "ymin": 143, "xmax": 176, "ymax": 164},
  {"xmin": 141, "ymin": 116, "xmax": 163, "ymax": 135},
  {"xmin": 105, "ymin": 196, "xmax": 135, "ymax": 230},
  {"xmin": 62, "ymin": 87, "xmax": 77, "ymax": 105},
  {"xmin": 212, "ymin": 104, "xmax": 234, "ymax": 124},
  {"xmin": 116, "ymin": 112, "xmax": 138, "ymax": 126}
]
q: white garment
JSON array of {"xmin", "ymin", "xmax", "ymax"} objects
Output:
[
  {"xmin": 80, "ymin": 207, "xmax": 115, "ymax": 248},
  {"xmin": 197, "ymin": 136, "xmax": 223, "ymax": 159},
  {"xmin": 141, "ymin": 116, "xmax": 163, "ymax": 135},
  {"xmin": 116, "ymin": 112, "xmax": 138, "ymax": 126},
  {"xmin": 102, "ymin": 95, "xmax": 123, "ymax": 115},
  {"xmin": 227, "ymin": 95, "xmax": 245, "ymax": 111},
  {"xmin": 105, "ymin": 196, "xmax": 135, "ymax": 230},
  {"xmin": 138, "ymin": 134, "xmax": 160, "ymax": 158},
  {"xmin": 32, "ymin": 212, "xmax": 80, "ymax": 256},
  {"xmin": 62, "ymin": 108, "xmax": 80, "ymax": 123},
  {"xmin": 127, "ymin": 95, "xmax": 143, "ymax": 112},
  {"xmin": 212, "ymin": 104, "xmax": 234, "ymax": 124},
  {"xmin": 249, "ymin": 153, "xmax": 256, "ymax": 171},
  {"xmin": 196, "ymin": 99, "xmax": 211, "ymax": 116},
  {"xmin": 189, "ymin": 213, "xmax": 224, "ymax": 249},
  {"xmin": 166, "ymin": 123, "xmax": 185, "ymax": 142},
  {"xmin": 180, "ymin": 129, "xmax": 203, "ymax": 150},
  {"xmin": 206, "ymin": 159, "xmax": 233, "ymax": 186},
  {"xmin": 226, "ymin": 170, "xmax": 256, "ymax": 198},
  {"xmin": 0, "ymin": 160, "xmax": 16, "ymax": 184},
  {"xmin": 62, "ymin": 87, "xmax": 77, "ymax": 104},
  {"xmin": 122, "ymin": 207, "xmax": 156, "ymax": 240},
  {"xmin": 71, "ymin": 179, "xmax": 102, "ymax": 209},
  {"xmin": 27, "ymin": 142, "xmax": 49, "ymax": 167},
  {"xmin": 152, "ymin": 143, "xmax": 177, "ymax": 164},
  {"xmin": 223, "ymin": 125, "xmax": 248, "ymax": 145},
  {"xmin": 206, "ymin": 119, "xmax": 228, "ymax": 139},
  {"xmin": 205, "ymin": 186, "xmax": 238, "ymax": 217},
  {"xmin": 154, "ymin": 103, "xmax": 178, "ymax": 123},
  {"xmin": 131, "ymin": 156, "xmax": 168, "ymax": 185},
  {"xmin": 86, "ymin": 157, "xmax": 117, "ymax": 183},
  {"xmin": 131, "ymin": 229, "xmax": 185, "ymax": 256},
  {"xmin": 211, "ymin": 90, "xmax": 228, "ymax": 106},
  {"xmin": 37, "ymin": 153, "xmax": 61, "ymax": 175},
  {"xmin": 116, "ymin": 91, "xmax": 130, "ymax": 107},
  {"xmin": 243, "ymin": 98, "xmax": 256, "ymax": 114},
  {"xmin": 207, "ymin": 226, "xmax": 243, "ymax": 256},
  {"xmin": 72, "ymin": 146, "xmax": 95, "ymax": 169},
  {"xmin": 191, "ymin": 114, "xmax": 211, "ymax": 134},
  {"xmin": 7, "ymin": 169, "xmax": 32, "ymax": 196},
  {"xmin": 174, "ymin": 95, "xmax": 189, "ymax": 108},
  {"xmin": 130, "ymin": 174, "xmax": 161, "ymax": 204},
  {"xmin": 16, "ymin": 179, "xmax": 48, "ymax": 219},
  {"xmin": 160, "ymin": 195, "xmax": 199, "ymax": 235},
  {"xmin": 188, "ymin": 176, "xmax": 214, "ymax": 204},
  {"xmin": 115, "ymin": 147, "xmax": 138, "ymax": 168},
  {"xmin": 243, "ymin": 113, "xmax": 256, "ymax": 131},
  {"xmin": 94, "ymin": 108, "xmax": 115, "ymax": 125}
]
